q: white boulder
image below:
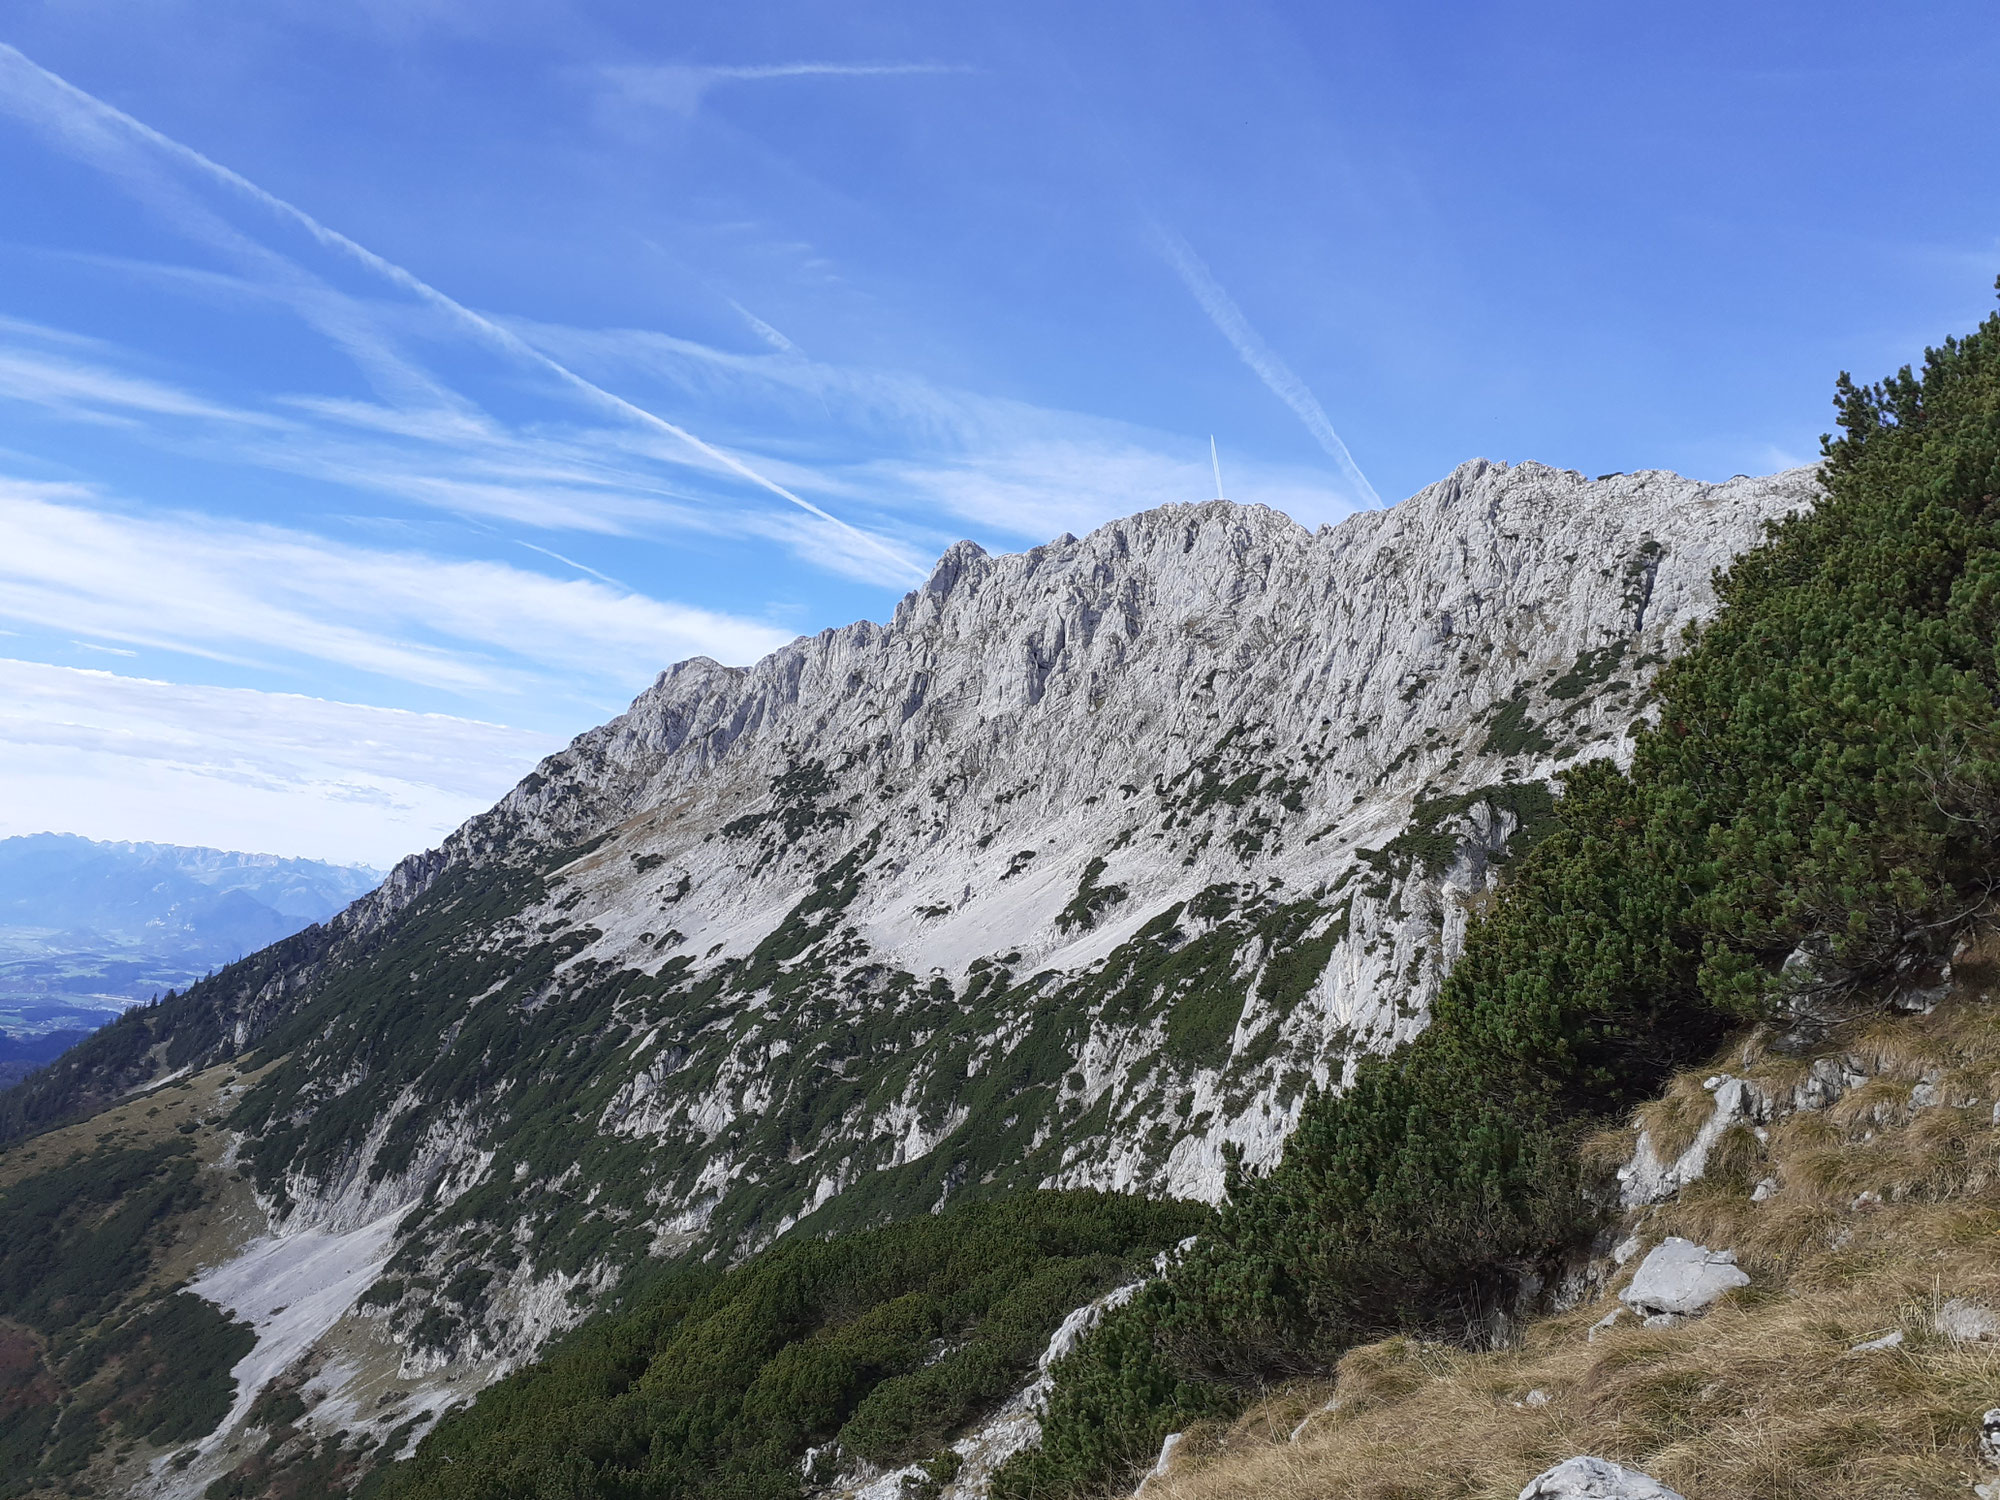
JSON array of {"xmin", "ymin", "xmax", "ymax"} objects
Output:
[
  {"xmin": 1518, "ymin": 1456, "xmax": 1685, "ymax": 1499},
  {"xmin": 1619, "ymin": 1238, "xmax": 1749, "ymax": 1318},
  {"xmin": 1939, "ymin": 1299, "xmax": 2000, "ymax": 1342},
  {"xmin": 1587, "ymin": 1306, "xmax": 1625, "ymax": 1342},
  {"xmin": 1131, "ymin": 1432, "xmax": 1182, "ymax": 1498},
  {"xmin": 1848, "ymin": 1329, "xmax": 1904, "ymax": 1352}
]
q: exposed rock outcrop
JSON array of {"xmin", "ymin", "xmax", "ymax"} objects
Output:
[{"xmin": 1618, "ymin": 1075, "xmax": 1772, "ymax": 1207}]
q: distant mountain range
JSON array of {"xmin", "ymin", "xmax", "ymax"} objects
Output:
[{"xmin": 0, "ymin": 833, "xmax": 382, "ymax": 1071}]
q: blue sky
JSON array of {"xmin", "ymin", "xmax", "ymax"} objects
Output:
[{"xmin": 0, "ymin": 1, "xmax": 1996, "ymax": 865}]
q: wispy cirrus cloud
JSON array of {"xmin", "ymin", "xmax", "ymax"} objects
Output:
[
  {"xmin": 0, "ymin": 339, "xmax": 282, "ymax": 429},
  {"xmin": 0, "ymin": 479, "xmax": 795, "ymax": 697},
  {"xmin": 599, "ymin": 61, "xmax": 973, "ymax": 118},
  {"xmin": 0, "ymin": 312, "xmax": 937, "ymax": 583},
  {"xmin": 516, "ymin": 318, "xmax": 1371, "ymax": 537},
  {"xmin": 0, "ymin": 299, "xmax": 1361, "ymax": 590},
  {"xmin": 0, "ymin": 40, "xmax": 1367, "ymax": 609},
  {"xmin": 1153, "ymin": 225, "xmax": 1382, "ymax": 509},
  {"xmin": 0, "ymin": 41, "xmax": 927, "ymax": 582},
  {"xmin": 0, "ymin": 657, "xmax": 559, "ymax": 866}
]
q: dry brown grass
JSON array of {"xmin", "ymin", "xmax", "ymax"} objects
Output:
[{"xmin": 1145, "ymin": 988, "xmax": 2000, "ymax": 1500}]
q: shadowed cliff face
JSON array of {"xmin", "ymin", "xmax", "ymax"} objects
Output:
[{"xmin": 0, "ymin": 462, "xmax": 1818, "ymax": 1474}]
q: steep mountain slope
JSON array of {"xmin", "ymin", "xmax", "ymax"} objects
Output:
[{"xmin": 0, "ymin": 459, "xmax": 1815, "ymax": 1493}]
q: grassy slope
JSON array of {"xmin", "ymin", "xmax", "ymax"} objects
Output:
[{"xmin": 1131, "ymin": 960, "xmax": 2000, "ymax": 1499}]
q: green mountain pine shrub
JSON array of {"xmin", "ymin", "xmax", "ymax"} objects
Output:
[{"xmin": 362, "ymin": 1190, "xmax": 1207, "ymax": 1500}]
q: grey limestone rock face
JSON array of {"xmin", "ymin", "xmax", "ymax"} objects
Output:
[
  {"xmin": 1619, "ymin": 1237, "xmax": 1749, "ymax": 1318},
  {"xmin": 1518, "ymin": 1457, "xmax": 1685, "ymax": 1500},
  {"xmin": 430, "ymin": 461, "xmax": 1814, "ymax": 1209}
]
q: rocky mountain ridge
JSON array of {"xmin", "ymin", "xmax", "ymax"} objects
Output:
[{"xmin": 0, "ymin": 457, "xmax": 1820, "ymax": 1493}]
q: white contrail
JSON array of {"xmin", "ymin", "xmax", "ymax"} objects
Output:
[
  {"xmin": 1155, "ymin": 226, "xmax": 1381, "ymax": 509},
  {"xmin": 0, "ymin": 53, "xmax": 463, "ymax": 415},
  {"xmin": 604, "ymin": 61, "xmax": 973, "ymax": 116},
  {"xmin": 0, "ymin": 43, "xmax": 927, "ymax": 581},
  {"xmin": 515, "ymin": 540, "xmax": 628, "ymax": 591},
  {"xmin": 696, "ymin": 62, "xmax": 971, "ymax": 83},
  {"xmin": 728, "ymin": 299, "xmax": 802, "ymax": 355}
]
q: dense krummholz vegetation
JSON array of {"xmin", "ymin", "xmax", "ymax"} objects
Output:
[
  {"xmin": 991, "ymin": 298, "xmax": 2000, "ymax": 1500},
  {"xmin": 363, "ymin": 1191, "xmax": 1207, "ymax": 1500}
]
